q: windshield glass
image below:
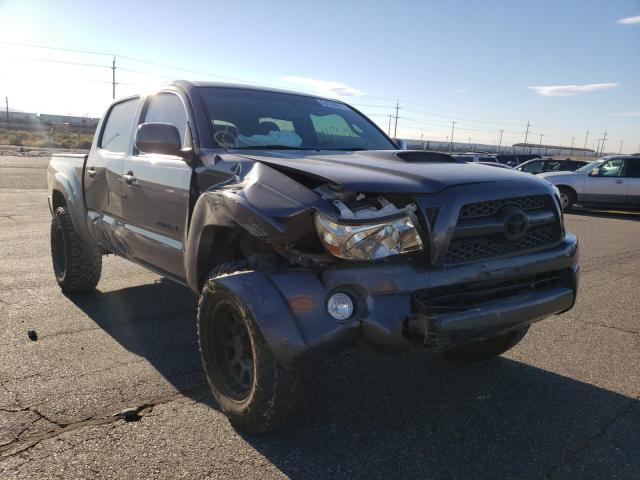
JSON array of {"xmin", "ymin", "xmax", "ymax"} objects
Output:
[
  {"xmin": 200, "ymin": 87, "xmax": 395, "ymax": 151},
  {"xmin": 575, "ymin": 160, "xmax": 603, "ymax": 173}
]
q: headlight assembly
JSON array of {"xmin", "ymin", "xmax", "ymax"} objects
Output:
[{"xmin": 314, "ymin": 211, "xmax": 424, "ymax": 260}]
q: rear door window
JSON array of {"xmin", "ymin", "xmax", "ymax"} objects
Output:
[{"xmin": 100, "ymin": 98, "xmax": 139, "ymax": 153}]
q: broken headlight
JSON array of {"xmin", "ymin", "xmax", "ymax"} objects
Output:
[{"xmin": 314, "ymin": 211, "xmax": 424, "ymax": 260}]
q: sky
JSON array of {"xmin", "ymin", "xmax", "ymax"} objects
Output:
[{"xmin": 0, "ymin": 0, "xmax": 638, "ymax": 152}]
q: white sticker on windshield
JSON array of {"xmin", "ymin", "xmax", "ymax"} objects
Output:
[{"xmin": 316, "ymin": 99, "xmax": 350, "ymax": 110}]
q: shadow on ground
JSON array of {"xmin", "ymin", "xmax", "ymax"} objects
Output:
[{"xmin": 67, "ymin": 280, "xmax": 639, "ymax": 479}]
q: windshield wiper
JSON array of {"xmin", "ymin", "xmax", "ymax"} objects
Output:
[{"xmin": 232, "ymin": 145, "xmax": 318, "ymax": 150}]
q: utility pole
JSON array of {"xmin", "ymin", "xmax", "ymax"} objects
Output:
[
  {"xmin": 388, "ymin": 114, "xmax": 392, "ymax": 136},
  {"xmin": 596, "ymin": 138, "xmax": 602, "ymax": 157},
  {"xmin": 5, "ymin": 96, "xmax": 8, "ymax": 131},
  {"xmin": 600, "ymin": 130, "xmax": 607, "ymax": 156},
  {"xmin": 112, "ymin": 55, "xmax": 116, "ymax": 100},
  {"xmin": 619, "ymin": 140, "xmax": 623, "ymax": 154},
  {"xmin": 498, "ymin": 129, "xmax": 504, "ymax": 152},
  {"xmin": 583, "ymin": 130, "xmax": 589, "ymax": 149},
  {"xmin": 523, "ymin": 121, "xmax": 531, "ymax": 146},
  {"xmin": 450, "ymin": 121, "xmax": 456, "ymax": 152},
  {"xmin": 570, "ymin": 137, "xmax": 575, "ymax": 157},
  {"xmin": 393, "ymin": 100, "xmax": 400, "ymax": 138},
  {"xmin": 538, "ymin": 134, "xmax": 544, "ymax": 151}
]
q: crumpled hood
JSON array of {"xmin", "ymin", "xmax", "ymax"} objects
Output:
[{"xmin": 231, "ymin": 149, "xmax": 544, "ymax": 194}]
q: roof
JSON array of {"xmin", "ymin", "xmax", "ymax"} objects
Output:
[{"xmin": 170, "ymin": 80, "xmax": 345, "ymax": 104}]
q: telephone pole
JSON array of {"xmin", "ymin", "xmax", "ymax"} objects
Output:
[
  {"xmin": 112, "ymin": 55, "xmax": 116, "ymax": 99},
  {"xmin": 450, "ymin": 121, "xmax": 457, "ymax": 151},
  {"xmin": 498, "ymin": 129, "xmax": 504, "ymax": 152},
  {"xmin": 393, "ymin": 100, "xmax": 400, "ymax": 138},
  {"xmin": 570, "ymin": 137, "xmax": 575, "ymax": 157},
  {"xmin": 619, "ymin": 140, "xmax": 623, "ymax": 154},
  {"xmin": 523, "ymin": 121, "xmax": 531, "ymax": 145},
  {"xmin": 584, "ymin": 130, "xmax": 589, "ymax": 149},
  {"xmin": 599, "ymin": 130, "xmax": 607, "ymax": 156},
  {"xmin": 387, "ymin": 114, "xmax": 392, "ymax": 136},
  {"xmin": 5, "ymin": 96, "xmax": 8, "ymax": 131}
]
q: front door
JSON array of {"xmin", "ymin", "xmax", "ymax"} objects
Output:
[
  {"xmin": 582, "ymin": 158, "xmax": 627, "ymax": 205},
  {"xmin": 121, "ymin": 92, "xmax": 193, "ymax": 280}
]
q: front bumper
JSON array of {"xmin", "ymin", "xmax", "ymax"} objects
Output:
[{"xmin": 214, "ymin": 233, "xmax": 579, "ymax": 366}]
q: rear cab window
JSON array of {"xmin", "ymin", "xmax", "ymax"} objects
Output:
[{"xmin": 99, "ymin": 98, "xmax": 140, "ymax": 153}]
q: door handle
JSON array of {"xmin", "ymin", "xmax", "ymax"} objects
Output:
[
  {"xmin": 123, "ymin": 172, "xmax": 138, "ymax": 186},
  {"xmin": 87, "ymin": 167, "xmax": 96, "ymax": 178},
  {"xmin": 615, "ymin": 179, "xmax": 624, "ymax": 184}
]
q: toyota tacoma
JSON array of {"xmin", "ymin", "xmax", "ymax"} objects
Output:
[{"xmin": 47, "ymin": 81, "xmax": 579, "ymax": 432}]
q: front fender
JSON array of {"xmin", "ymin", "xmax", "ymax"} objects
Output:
[
  {"xmin": 184, "ymin": 190, "xmax": 288, "ymax": 293},
  {"xmin": 207, "ymin": 270, "xmax": 310, "ymax": 367}
]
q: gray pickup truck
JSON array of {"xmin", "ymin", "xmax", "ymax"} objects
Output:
[{"xmin": 48, "ymin": 81, "xmax": 579, "ymax": 432}]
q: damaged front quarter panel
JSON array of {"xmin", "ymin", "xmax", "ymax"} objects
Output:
[{"xmin": 185, "ymin": 159, "xmax": 334, "ymax": 292}]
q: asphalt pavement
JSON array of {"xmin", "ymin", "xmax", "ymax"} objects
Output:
[{"xmin": 1, "ymin": 156, "xmax": 638, "ymax": 479}]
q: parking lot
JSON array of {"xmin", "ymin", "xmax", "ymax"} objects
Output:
[{"xmin": 1, "ymin": 155, "xmax": 639, "ymax": 479}]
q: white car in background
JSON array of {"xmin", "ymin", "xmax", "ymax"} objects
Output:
[{"xmin": 539, "ymin": 155, "xmax": 640, "ymax": 211}]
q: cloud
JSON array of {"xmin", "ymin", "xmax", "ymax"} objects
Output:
[
  {"xmin": 281, "ymin": 76, "xmax": 364, "ymax": 97},
  {"xmin": 609, "ymin": 112, "xmax": 640, "ymax": 117},
  {"xmin": 528, "ymin": 82, "xmax": 620, "ymax": 96},
  {"xmin": 456, "ymin": 89, "xmax": 469, "ymax": 93},
  {"xmin": 617, "ymin": 15, "xmax": 640, "ymax": 25}
]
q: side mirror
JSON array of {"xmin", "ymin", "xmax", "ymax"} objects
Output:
[
  {"xmin": 589, "ymin": 168, "xmax": 600, "ymax": 176},
  {"xmin": 135, "ymin": 123, "xmax": 183, "ymax": 157},
  {"xmin": 393, "ymin": 138, "xmax": 407, "ymax": 150}
]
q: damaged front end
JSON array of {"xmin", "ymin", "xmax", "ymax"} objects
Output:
[{"xmin": 187, "ymin": 154, "xmax": 579, "ymax": 368}]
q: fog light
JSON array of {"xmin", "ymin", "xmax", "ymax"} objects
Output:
[{"xmin": 327, "ymin": 292, "xmax": 354, "ymax": 321}]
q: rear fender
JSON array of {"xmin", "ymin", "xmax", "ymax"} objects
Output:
[{"xmin": 48, "ymin": 166, "xmax": 97, "ymax": 248}]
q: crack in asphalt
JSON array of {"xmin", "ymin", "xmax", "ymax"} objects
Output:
[
  {"xmin": 573, "ymin": 319, "xmax": 640, "ymax": 336},
  {"xmin": 0, "ymin": 385, "xmax": 211, "ymax": 460},
  {"xmin": 543, "ymin": 397, "xmax": 639, "ymax": 479}
]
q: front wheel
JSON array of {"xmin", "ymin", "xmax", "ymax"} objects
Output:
[
  {"xmin": 558, "ymin": 187, "xmax": 576, "ymax": 212},
  {"xmin": 197, "ymin": 264, "xmax": 309, "ymax": 433},
  {"xmin": 442, "ymin": 325, "xmax": 530, "ymax": 361}
]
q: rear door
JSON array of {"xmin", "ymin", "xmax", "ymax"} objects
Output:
[
  {"xmin": 120, "ymin": 91, "xmax": 193, "ymax": 279},
  {"xmin": 623, "ymin": 158, "xmax": 640, "ymax": 207},
  {"xmin": 582, "ymin": 157, "xmax": 627, "ymax": 205},
  {"xmin": 84, "ymin": 97, "xmax": 140, "ymax": 219}
]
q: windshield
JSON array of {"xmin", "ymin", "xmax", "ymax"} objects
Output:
[
  {"xmin": 200, "ymin": 87, "xmax": 396, "ymax": 151},
  {"xmin": 575, "ymin": 160, "xmax": 603, "ymax": 173}
]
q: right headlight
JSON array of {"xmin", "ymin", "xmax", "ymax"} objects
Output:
[{"xmin": 314, "ymin": 211, "xmax": 424, "ymax": 260}]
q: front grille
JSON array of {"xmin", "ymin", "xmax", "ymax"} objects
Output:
[
  {"xmin": 445, "ymin": 226, "xmax": 558, "ymax": 264},
  {"xmin": 443, "ymin": 194, "xmax": 561, "ymax": 265},
  {"xmin": 459, "ymin": 194, "xmax": 549, "ymax": 220},
  {"xmin": 414, "ymin": 269, "xmax": 569, "ymax": 314}
]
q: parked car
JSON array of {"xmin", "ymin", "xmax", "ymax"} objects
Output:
[
  {"xmin": 496, "ymin": 154, "xmax": 540, "ymax": 167},
  {"xmin": 477, "ymin": 161, "xmax": 514, "ymax": 169},
  {"xmin": 517, "ymin": 158, "xmax": 589, "ymax": 175},
  {"xmin": 47, "ymin": 81, "xmax": 579, "ymax": 432},
  {"xmin": 539, "ymin": 155, "xmax": 640, "ymax": 210},
  {"xmin": 452, "ymin": 153, "xmax": 498, "ymax": 163}
]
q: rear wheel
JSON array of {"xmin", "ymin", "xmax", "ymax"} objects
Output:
[
  {"xmin": 197, "ymin": 263, "xmax": 309, "ymax": 433},
  {"xmin": 443, "ymin": 325, "xmax": 530, "ymax": 361},
  {"xmin": 558, "ymin": 187, "xmax": 576, "ymax": 212},
  {"xmin": 50, "ymin": 207, "xmax": 102, "ymax": 292}
]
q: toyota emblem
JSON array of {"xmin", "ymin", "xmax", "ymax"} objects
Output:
[{"xmin": 502, "ymin": 207, "xmax": 529, "ymax": 241}]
